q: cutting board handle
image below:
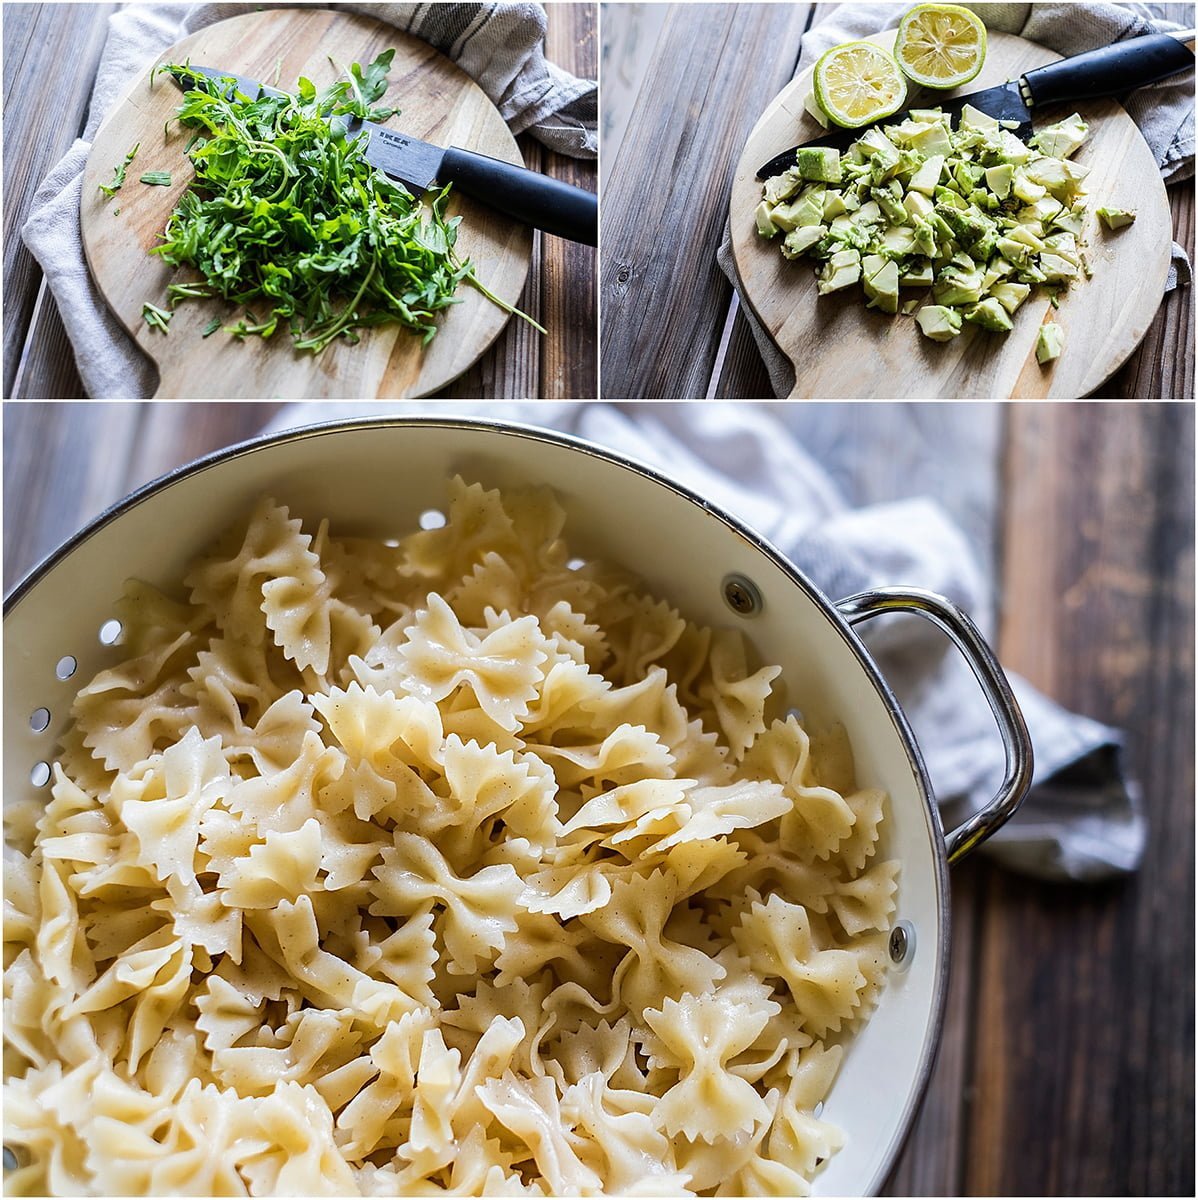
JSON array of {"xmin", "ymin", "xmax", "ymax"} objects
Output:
[
  {"xmin": 1024, "ymin": 31, "xmax": 1193, "ymax": 110},
  {"xmin": 440, "ymin": 147, "xmax": 597, "ymax": 245}
]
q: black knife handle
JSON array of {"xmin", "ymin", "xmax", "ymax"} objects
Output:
[
  {"xmin": 1024, "ymin": 32, "xmax": 1193, "ymax": 109},
  {"xmin": 441, "ymin": 147, "xmax": 597, "ymax": 245}
]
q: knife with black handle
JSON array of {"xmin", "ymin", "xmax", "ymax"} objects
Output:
[
  {"xmin": 758, "ymin": 27, "xmax": 1194, "ymax": 177},
  {"xmin": 172, "ymin": 65, "xmax": 598, "ymax": 245}
]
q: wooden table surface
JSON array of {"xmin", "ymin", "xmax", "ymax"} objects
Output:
[
  {"xmin": 600, "ymin": 3, "xmax": 1196, "ymax": 399},
  {"xmin": 3, "ymin": 399, "xmax": 1193, "ymax": 1197},
  {"xmin": 1, "ymin": 2, "xmax": 596, "ymax": 400}
]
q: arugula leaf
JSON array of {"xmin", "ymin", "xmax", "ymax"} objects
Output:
[
  {"xmin": 99, "ymin": 142, "xmax": 141, "ymax": 197},
  {"xmin": 149, "ymin": 50, "xmax": 539, "ymax": 353},
  {"xmin": 140, "ymin": 171, "xmax": 172, "ymax": 186},
  {"xmin": 340, "ymin": 49, "xmax": 399, "ymax": 121}
]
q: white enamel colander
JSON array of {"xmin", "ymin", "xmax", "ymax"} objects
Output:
[{"xmin": 3, "ymin": 417, "xmax": 1033, "ymax": 1195}]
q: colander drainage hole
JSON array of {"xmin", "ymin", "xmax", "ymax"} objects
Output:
[
  {"xmin": 3, "ymin": 1147, "xmax": 17, "ymax": 1171},
  {"xmin": 55, "ymin": 655, "xmax": 77, "ymax": 681},
  {"xmin": 567, "ymin": 558, "xmax": 586, "ymax": 571},
  {"xmin": 30, "ymin": 762, "xmax": 51, "ymax": 788},
  {"xmin": 418, "ymin": 509, "xmax": 446, "ymax": 530},
  {"xmin": 99, "ymin": 619, "xmax": 123, "ymax": 645},
  {"xmin": 30, "ymin": 708, "xmax": 50, "ymax": 733}
]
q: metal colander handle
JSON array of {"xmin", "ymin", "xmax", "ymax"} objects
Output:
[{"xmin": 837, "ymin": 586, "xmax": 1034, "ymax": 864}]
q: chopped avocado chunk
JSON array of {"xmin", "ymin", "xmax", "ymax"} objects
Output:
[
  {"xmin": 817, "ymin": 248, "xmax": 862, "ymax": 294},
  {"xmin": 985, "ymin": 164, "xmax": 1014, "ymax": 199},
  {"xmin": 862, "ymin": 255, "xmax": 900, "ymax": 313},
  {"xmin": 1036, "ymin": 321, "xmax": 1065, "ymax": 363},
  {"xmin": 904, "ymin": 190, "xmax": 934, "ymax": 221},
  {"xmin": 989, "ymin": 281, "xmax": 1031, "ymax": 314},
  {"xmin": 909, "ymin": 154, "xmax": 945, "ymax": 196},
  {"xmin": 959, "ymin": 103, "xmax": 1001, "ymax": 135},
  {"xmin": 782, "ymin": 224, "xmax": 827, "ymax": 259},
  {"xmin": 1096, "ymin": 206, "xmax": 1136, "ymax": 230},
  {"xmin": 900, "ymin": 260, "xmax": 935, "ymax": 287},
  {"xmin": 822, "ymin": 190, "xmax": 848, "ymax": 220},
  {"xmin": 756, "ymin": 99, "xmax": 1105, "ymax": 345},
  {"xmin": 755, "ymin": 202, "xmax": 779, "ymax": 237},
  {"xmin": 795, "ymin": 146, "xmax": 842, "ymax": 183},
  {"xmin": 964, "ymin": 297, "xmax": 1014, "ymax": 332},
  {"xmin": 1030, "ymin": 113, "xmax": 1089, "ymax": 160},
  {"xmin": 908, "ymin": 121, "xmax": 952, "ymax": 158},
  {"xmin": 933, "ymin": 262, "xmax": 986, "ymax": 306},
  {"xmin": 771, "ymin": 184, "xmax": 826, "ymax": 231},
  {"xmin": 915, "ymin": 304, "xmax": 963, "ymax": 341},
  {"xmin": 764, "ymin": 168, "xmax": 803, "ymax": 204}
]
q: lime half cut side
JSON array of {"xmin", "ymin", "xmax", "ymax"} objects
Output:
[
  {"xmin": 813, "ymin": 41, "xmax": 909, "ymax": 129},
  {"xmin": 894, "ymin": 3, "xmax": 988, "ymax": 90}
]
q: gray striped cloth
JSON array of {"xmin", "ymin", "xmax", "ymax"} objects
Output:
[
  {"xmin": 716, "ymin": 1, "xmax": 1195, "ymax": 397},
  {"xmin": 20, "ymin": 2, "xmax": 594, "ymax": 399}
]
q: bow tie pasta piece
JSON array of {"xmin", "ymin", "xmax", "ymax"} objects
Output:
[{"xmin": 6, "ymin": 479, "xmax": 898, "ymax": 1196}]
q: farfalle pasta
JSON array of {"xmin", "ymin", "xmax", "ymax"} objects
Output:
[{"xmin": 3, "ymin": 477, "xmax": 899, "ymax": 1196}]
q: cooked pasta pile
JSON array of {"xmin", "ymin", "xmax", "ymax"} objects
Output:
[{"xmin": 3, "ymin": 478, "xmax": 898, "ymax": 1196}]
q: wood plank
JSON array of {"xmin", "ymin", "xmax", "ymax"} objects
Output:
[
  {"xmin": 599, "ymin": 2, "xmax": 671, "ymax": 186},
  {"xmin": 1106, "ymin": 182, "xmax": 1195, "ymax": 399},
  {"xmin": 9, "ymin": 279, "xmax": 87, "ymax": 399},
  {"xmin": 540, "ymin": 2, "xmax": 598, "ymax": 399},
  {"xmin": 973, "ymin": 403, "xmax": 1195, "ymax": 1194},
  {"xmin": 442, "ymin": 2, "xmax": 598, "ymax": 399},
  {"xmin": 600, "ymin": 3, "xmax": 812, "ymax": 399},
  {"xmin": 3, "ymin": 3, "xmax": 115, "ymax": 396},
  {"xmin": 3, "ymin": 402, "xmax": 283, "ymax": 590}
]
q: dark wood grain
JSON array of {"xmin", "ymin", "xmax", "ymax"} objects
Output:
[
  {"xmin": 439, "ymin": 1, "xmax": 596, "ymax": 399},
  {"xmin": 1106, "ymin": 182, "xmax": 1195, "ymax": 399},
  {"xmin": 600, "ymin": 3, "xmax": 813, "ymax": 399},
  {"xmin": 975, "ymin": 403, "xmax": 1196, "ymax": 1195},
  {"xmin": 3, "ymin": 402, "xmax": 284, "ymax": 590},
  {"xmin": 2, "ymin": 2, "xmax": 115, "ymax": 396},
  {"xmin": 4, "ymin": 3, "xmax": 595, "ymax": 400}
]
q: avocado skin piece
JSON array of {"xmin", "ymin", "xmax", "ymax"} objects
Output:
[{"xmin": 795, "ymin": 146, "xmax": 843, "ymax": 184}]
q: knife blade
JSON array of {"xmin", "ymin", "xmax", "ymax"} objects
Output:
[
  {"xmin": 171, "ymin": 65, "xmax": 598, "ymax": 245},
  {"xmin": 757, "ymin": 27, "xmax": 1194, "ymax": 180}
]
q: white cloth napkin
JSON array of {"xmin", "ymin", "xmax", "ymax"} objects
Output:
[
  {"xmin": 716, "ymin": 1, "xmax": 1196, "ymax": 397},
  {"xmin": 262, "ymin": 400, "xmax": 1147, "ymax": 883},
  {"xmin": 20, "ymin": 2, "xmax": 596, "ymax": 400}
]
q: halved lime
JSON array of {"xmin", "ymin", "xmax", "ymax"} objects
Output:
[
  {"xmin": 813, "ymin": 41, "xmax": 909, "ymax": 129},
  {"xmin": 894, "ymin": 3, "xmax": 987, "ymax": 90}
]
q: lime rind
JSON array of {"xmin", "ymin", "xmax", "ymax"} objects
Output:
[
  {"xmin": 813, "ymin": 41, "xmax": 908, "ymax": 130},
  {"xmin": 894, "ymin": 3, "xmax": 987, "ymax": 90}
]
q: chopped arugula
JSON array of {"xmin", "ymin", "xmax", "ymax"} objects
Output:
[
  {"xmin": 148, "ymin": 52, "xmax": 537, "ymax": 353},
  {"xmin": 140, "ymin": 170, "xmax": 172, "ymax": 186},
  {"xmin": 99, "ymin": 143, "xmax": 140, "ymax": 197},
  {"xmin": 142, "ymin": 302, "xmax": 172, "ymax": 333},
  {"xmin": 202, "ymin": 318, "xmax": 222, "ymax": 337}
]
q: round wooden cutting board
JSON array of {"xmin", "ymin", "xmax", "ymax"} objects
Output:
[
  {"xmin": 729, "ymin": 30, "xmax": 1173, "ymax": 399},
  {"xmin": 82, "ymin": 8, "xmax": 533, "ymax": 399}
]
